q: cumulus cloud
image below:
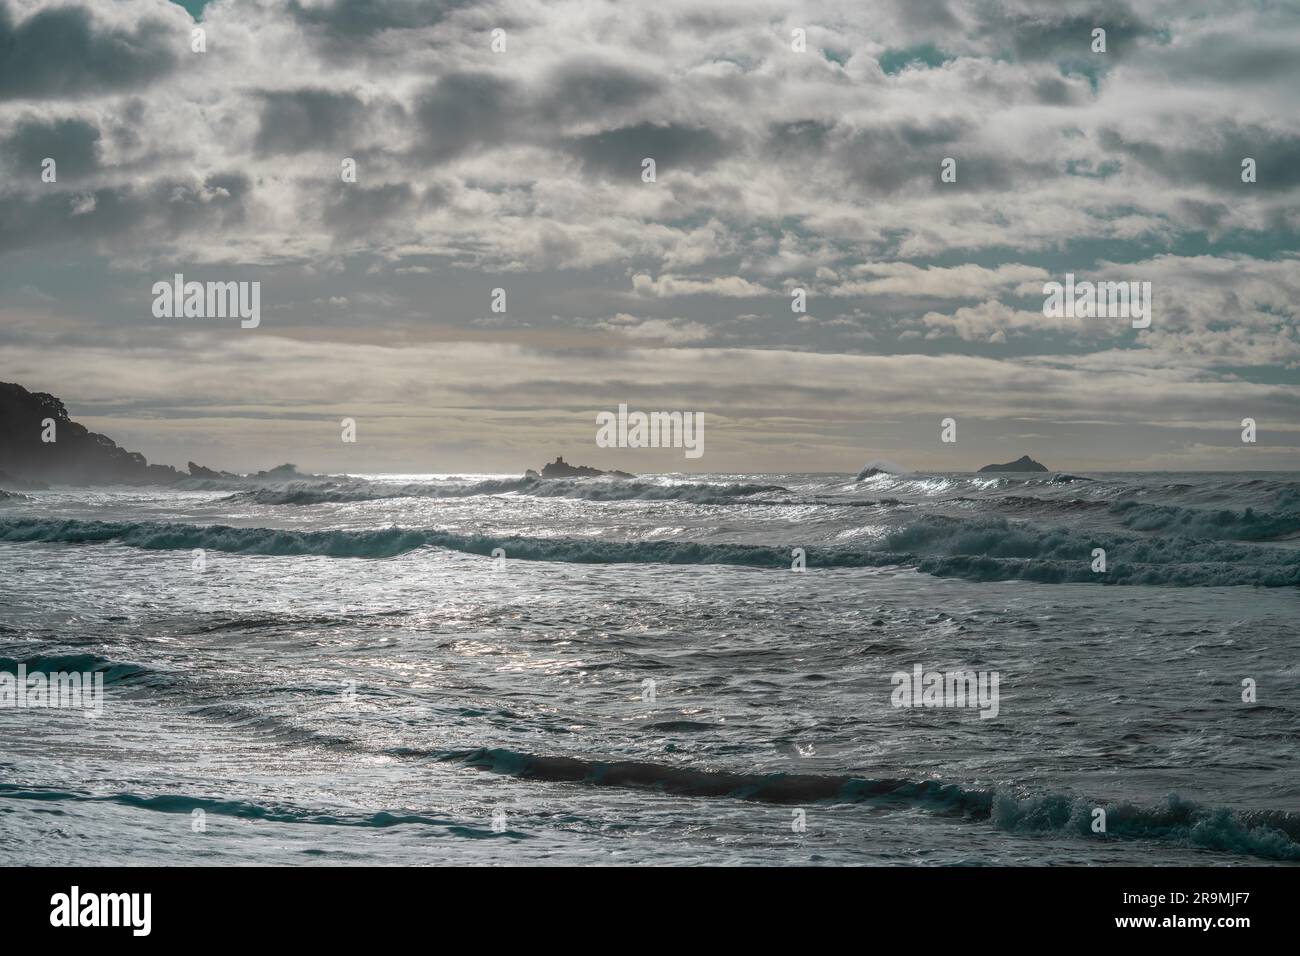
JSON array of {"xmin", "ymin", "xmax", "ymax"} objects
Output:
[
  {"xmin": 630, "ymin": 273, "xmax": 771, "ymax": 298},
  {"xmin": 832, "ymin": 263, "xmax": 1051, "ymax": 299}
]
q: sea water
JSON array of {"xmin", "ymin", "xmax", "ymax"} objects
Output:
[{"xmin": 1, "ymin": 471, "xmax": 1297, "ymax": 865}]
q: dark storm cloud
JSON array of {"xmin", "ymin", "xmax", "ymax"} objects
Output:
[
  {"xmin": 287, "ymin": 0, "xmax": 467, "ymax": 36},
  {"xmin": 285, "ymin": 0, "xmax": 491, "ymax": 59},
  {"xmin": 1, "ymin": 117, "xmax": 101, "ymax": 179},
  {"xmin": 1175, "ymin": 198, "xmax": 1230, "ymax": 231},
  {"xmin": 834, "ymin": 118, "xmax": 968, "ymax": 193},
  {"xmin": 253, "ymin": 89, "xmax": 369, "ymax": 156},
  {"xmin": 564, "ymin": 122, "xmax": 731, "ymax": 180},
  {"xmin": 980, "ymin": 2, "xmax": 1150, "ymax": 62},
  {"xmin": 154, "ymin": 172, "xmax": 251, "ymax": 233},
  {"xmin": 534, "ymin": 59, "xmax": 663, "ymax": 124},
  {"xmin": 321, "ymin": 181, "xmax": 426, "ymax": 232},
  {"xmin": 407, "ymin": 62, "xmax": 664, "ymax": 165},
  {"xmin": 765, "ymin": 120, "xmax": 834, "ymax": 158},
  {"xmin": 0, "ymin": 173, "xmax": 250, "ymax": 254},
  {"xmin": 106, "ymin": 98, "xmax": 149, "ymax": 153},
  {"xmin": 764, "ymin": 117, "xmax": 1059, "ymax": 195},
  {"xmin": 942, "ymin": 154, "xmax": 1060, "ymax": 191},
  {"xmin": 1032, "ymin": 75, "xmax": 1085, "ymax": 105},
  {"xmin": 411, "ymin": 72, "xmax": 525, "ymax": 164},
  {"xmin": 1150, "ymin": 33, "xmax": 1300, "ymax": 85},
  {"xmin": 0, "ymin": 0, "xmax": 180, "ymax": 100},
  {"xmin": 891, "ymin": 0, "xmax": 960, "ymax": 33},
  {"xmin": 1100, "ymin": 125, "xmax": 1300, "ymax": 192}
]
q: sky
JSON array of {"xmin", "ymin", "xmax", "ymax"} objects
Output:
[{"xmin": 1, "ymin": 0, "xmax": 1298, "ymax": 474}]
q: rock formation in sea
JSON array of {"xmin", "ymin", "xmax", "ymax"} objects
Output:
[
  {"xmin": 538, "ymin": 456, "xmax": 634, "ymax": 479},
  {"xmin": 187, "ymin": 461, "xmax": 235, "ymax": 480},
  {"xmin": 250, "ymin": 463, "xmax": 303, "ymax": 480},
  {"xmin": 977, "ymin": 454, "xmax": 1049, "ymax": 473}
]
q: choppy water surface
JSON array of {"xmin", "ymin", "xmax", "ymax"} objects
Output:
[{"xmin": 1, "ymin": 471, "xmax": 1297, "ymax": 865}]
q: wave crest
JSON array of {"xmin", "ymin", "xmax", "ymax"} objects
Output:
[
  {"xmin": 3, "ymin": 515, "xmax": 1297, "ymax": 586},
  {"xmin": 227, "ymin": 477, "xmax": 786, "ymax": 506},
  {"xmin": 446, "ymin": 748, "xmax": 1300, "ymax": 861}
]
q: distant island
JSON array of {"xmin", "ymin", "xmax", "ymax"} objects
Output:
[
  {"xmin": 529, "ymin": 456, "xmax": 635, "ymax": 480},
  {"xmin": 977, "ymin": 455, "xmax": 1048, "ymax": 473}
]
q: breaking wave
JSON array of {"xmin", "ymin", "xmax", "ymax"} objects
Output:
[
  {"xmin": 1109, "ymin": 499, "xmax": 1300, "ymax": 541},
  {"xmin": 0, "ymin": 652, "xmax": 153, "ymax": 685},
  {"xmin": 884, "ymin": 514, "xmax": 1300, "ymax": 586},
  {"xmin": 225, "ymin": 477, "xmax": 787, "ymax": 506},
  {"xmin": 966, "ymin": 496, "xmax": 1300, "ymax": 541},
  {"xmin": 3, "ymin": 515, "xmax": 1299, "ymax": 586},
  {"xmin": 445, "ymin": 748, "xmax": 1300, "ymax": 861}
]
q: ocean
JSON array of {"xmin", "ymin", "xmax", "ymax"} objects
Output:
[{"xmin": 1, "ymin": 470, "xmax": 1298, "ymax": 866}]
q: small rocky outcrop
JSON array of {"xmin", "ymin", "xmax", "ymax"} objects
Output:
[
  {"xmin": 977, "ymin": 455, "xmax": 1049, "ymax": 473},
  {"xmin": 538, "ymin": 456, "xmax": 634, "ymax": 479}
]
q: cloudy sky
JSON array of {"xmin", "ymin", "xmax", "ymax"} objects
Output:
[{"xmin": 1, "ymin": 0, "xmax": 1297, "ymax": 474}]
